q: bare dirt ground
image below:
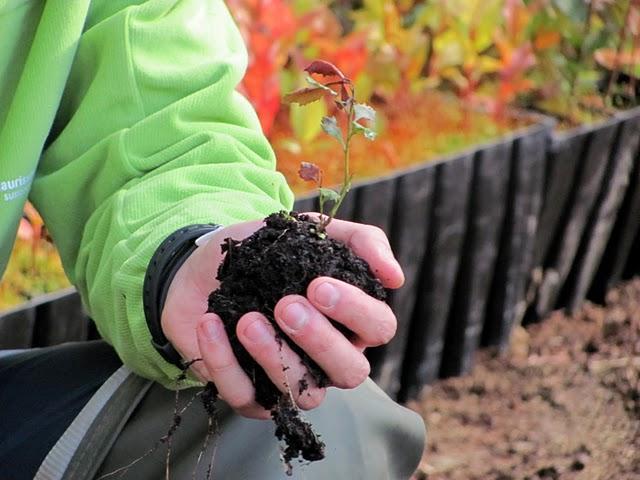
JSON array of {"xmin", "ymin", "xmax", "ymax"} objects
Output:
[{"xmin": 409, "ymin": 278, "xmax": 640, "ymax": 480}]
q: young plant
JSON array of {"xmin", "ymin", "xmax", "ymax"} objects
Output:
[{"xmin": 283, "ymin": 60, "xmax": 377, "ymax": 230}]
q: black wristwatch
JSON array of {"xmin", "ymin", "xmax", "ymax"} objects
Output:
[{"xmin": 143, "ymin": 224, "xmax": 222, "ymax": 367}]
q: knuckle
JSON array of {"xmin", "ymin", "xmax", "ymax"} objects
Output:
[
  {"xmin": 375, "ymin": 317, "xmax": 397, "ymax": 345},
  {"xmin": 207, "ymin": 358, "xmax": 235, "ymax": 375},
  {"xmin": 224, "ymin": 390, "xmax": 255, "ymax": 411}
]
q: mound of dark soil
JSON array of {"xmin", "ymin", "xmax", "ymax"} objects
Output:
[{"xmin": 207, "ymin": 212, "xmax": 385, "ymax": 468}]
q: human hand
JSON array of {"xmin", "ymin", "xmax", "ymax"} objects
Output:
[{"xmin": 161, "ymin": 215, "xmax": 404, "ymax": 419}]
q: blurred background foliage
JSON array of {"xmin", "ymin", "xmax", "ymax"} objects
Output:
[
  {"xmin": 228, "ymin": 0, "xmax": 640, "ymax": 133},
  {"xmin": 0, "ymin": 204, "xmax": 70, "ymax": 310},
  {"xmin": 2, "ymin": 0, "xmax": 639, "ymax": 309},
  {"xmin": 229, "ymin": 0, "xmax": 640, "ymax": 190}
]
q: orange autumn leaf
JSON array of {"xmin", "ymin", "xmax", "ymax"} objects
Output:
[
  {"xmin": 534, "ymin": 30, "xmax": 561, "ymax": 50},
  {"xmin": 228, "ymin": 0, "xmax": 298, "ymax": 135},
  {"xmin": 504, "ymin": 0, "xmax": 531, "ymax": 42},
  {"xmin": 308, "ymin": 32, "xmax": 369, "ymax": 83},
  {"xmin": 327, "ymin": 34, "xmax": 369, "ymax": 82},
  {"xmin": 22, "ymin": 202, "xmax": 44, "ymax": 240},
  {"xmin": 595, "ymin": 48, "xmax": 640, "ymax": 69}
]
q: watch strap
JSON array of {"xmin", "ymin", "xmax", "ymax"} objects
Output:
[{"xmin": 143, "ymin": 224, "xmax": 222, "ymax": 367}]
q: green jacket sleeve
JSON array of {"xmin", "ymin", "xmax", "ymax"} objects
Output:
[{"xmin": 29, "ymin": 0, "xmax": 294, "ymax": 388}]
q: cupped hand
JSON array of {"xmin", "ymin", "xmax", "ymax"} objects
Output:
[{"xmin": 161, "ymin": 214, "xmax": 404, "ymax": 419}]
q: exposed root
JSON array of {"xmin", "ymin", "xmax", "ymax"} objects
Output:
[
  {"xmin": 192, "ymin": 382, "xmax": 220, "ymax": 480},
  {"xmin": 97, "ymin": 359, "xmax": 208, "ymax": 479},
  {"xmin": 271, "ymin": 334, "xmax": 325, "ymax": 475}
]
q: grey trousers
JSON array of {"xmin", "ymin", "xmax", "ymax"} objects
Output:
[
  {"xmin": 2, "ymin": 341, "xmax": 426, "ymax": 479},
  {"xmin": 97, "ymin": 377, "xmax": 426, "ymax": 480}
]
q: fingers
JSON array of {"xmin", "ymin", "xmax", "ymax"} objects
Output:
[
  {"xmin": 274, "ymin": 295, "xmax": 371, "ymax": 389},
  {"xmin": 237, "ymin": 313, "xmax": 326, "ymax": 410},
  {"xmin": 196, "ymin": 313, "xmax": 270, "ymax": 419},
  {"xmin": 303, "ymin": 214, "xmax": 404, "ymax": 289},
  {"xmin": 197, "ymin": 312, "xmax": 326, "ymax": 417},
  {"xmin": 306, "ymin": 277, "xmax": 397, "ymax": 347}
]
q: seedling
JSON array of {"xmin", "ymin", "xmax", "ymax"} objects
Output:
[{"xmin": 284, "ymin": 60, "xmax": 377, "ymax": 230}]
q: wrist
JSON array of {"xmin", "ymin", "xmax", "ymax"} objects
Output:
[{"xmin": 143, "ymin": 224, "xmax": 222, "ymax": 367}]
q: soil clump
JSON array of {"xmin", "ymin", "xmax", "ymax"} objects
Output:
[{"xmin": 207, "ymin": 212, "xmax": 385, "ymax": 468}]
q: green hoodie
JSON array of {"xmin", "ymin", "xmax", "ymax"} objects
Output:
[{"xmin": 0, "ymin": 0, "xmax": 294, "ymax": 387}]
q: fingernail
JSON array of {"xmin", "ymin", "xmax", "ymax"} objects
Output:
[
  {"xmin": 282, "ymin": 302, "xmax": 309, "ymax": 331},
  {"xmin": 244, "ymin": 318, "xmax": 272, "ymax": 344},
  {"xmin": 203, "ymin": 318, "xmax": 224, "ymax": 342},
  {"xmin": 315, "ymin": 282, "xmax": 339, "ymax": 308}
]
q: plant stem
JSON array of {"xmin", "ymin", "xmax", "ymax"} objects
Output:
[
  {"xmin": 321, "ymin": 95, "xmax": 356, "ymax": 229},
  {"xmin": 421, "ymin": 27, "xmax": 435, "ymax": 78},
  {"xmin": 328, "ymin": 103, "xmax": 354, "ymax": 220}
]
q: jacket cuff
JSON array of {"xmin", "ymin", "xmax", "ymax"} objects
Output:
[{"xmin": 143, "ymin": 224, "xmax": 222, "ymax": 368}]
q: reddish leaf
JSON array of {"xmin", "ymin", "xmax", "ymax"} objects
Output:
[
  {"xmin": 283, "ymin": 87, "xmax": 327, "ymax": 106},
  {"xmin": 341, "ymin": 85, "xmax": 349, "ymax": 102},
  {"xmin": 298, "ymin": 162, "xmax": 322, "ymax": 183},
  {"xmin": 501, "ymin": 43, "xmax": 535, "ymax": 80},
  {"xmin": 304, "ymin": 60, "xmax": 346, "ymax": 79}
]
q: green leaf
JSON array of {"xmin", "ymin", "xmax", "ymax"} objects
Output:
[
  {"xmin": 552, "ymin": 0, "xmax": 588, "ymax": 23},
  {"xmin": 354, "ymin": 73, "xmax": 374, "ymax": 103},
  {"xmin": 353, "ymin": 103, "xmax": 376, "ymax": 123},
  {"xmin": 319, "ymin": 187, "xmax": 340, "ymax": 203},
  {"xmin": 352, "ymin": 121, "xmax": 377, "ymax": 140},
  {"xmin": 364, "ymin": 129, "xmax": 377, "ymax": 141},
  {"xmin": 290, "ymin": 100, "xmax": 327, "ymax": 143},
  {"xmin": 321, "ymin": 116, "xmax": 344, "ymax": 146}
]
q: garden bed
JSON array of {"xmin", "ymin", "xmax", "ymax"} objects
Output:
[{"xmin": 410, "ymin": 278, "xmax": 640, "ymax": 480}]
